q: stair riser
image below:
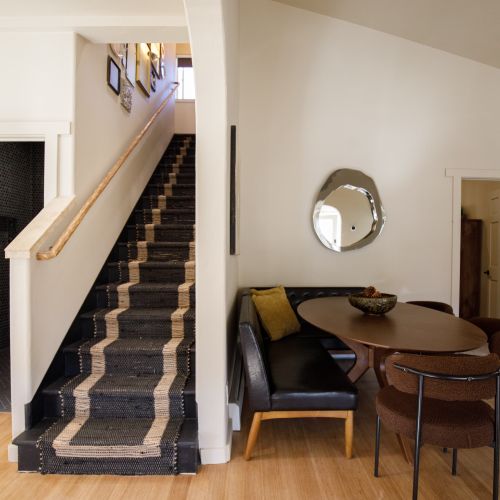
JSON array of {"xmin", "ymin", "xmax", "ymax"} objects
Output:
[
  {"xmin": 127, "ymin": 226, "xmax": 194, "ymax": 242},
  {"xmin": 15, "ymin": 417, "xmax": 199, "ymax": 474},
  {"xmin": 151, "ymin": 173, "xmax": 195, "ymax": 185},
  {"xmin": 160, "ymin": 154, "xmax": 195, "ymax": 162},
  {"xmin": 135, "ymin": 211, "xmax": 195, "ymax": 225},
  {"xmin": 80, "ymin": 351, "xmax": 191, "ymax": 376},
  {"xmin": 118, "ymin": 244, "xmax": 191, "ymax": 261},
  {"xmin": 95, "ymin": 288, "xmax": 196, "ymax": 309},
  {"xmin": 64, "ymin": 344, "xmax": 196, "ymax": 376},
  {"xmin": 46, "ymin": 391, "xmax": 195, "ymax": 420},
  {"xmin": 45, "ymin": 392, "xmax": 197, "ymax": 420},
  {"xmin": 145, "ymin": 185, "xmax": 195, "ymax": 197},
  {"xmin": 137, "ymin": 197, "xmax": 195, "ymax": 210},
  {"xmin": 156, "ymin": 163, "xmax": 195, "ymax": 173},
  {"xmin": 108, "ymin": 264, "xmax": 188, "ymax": 284}
]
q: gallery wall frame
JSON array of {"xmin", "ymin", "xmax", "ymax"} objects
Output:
[
  {"xmin": 125, "ymin": 43, "xmax": 136, "ymax": 86},
  {"xmin": 136, "ymin": 43, "xmax": 151, "ymax": 97},
  {"xmin": 230, "ymin": 125, "xmax": 238, "ymax": 255},
  {"xmin": 107, "ymin": 56, "xmax": 121, "ymax": 96}
]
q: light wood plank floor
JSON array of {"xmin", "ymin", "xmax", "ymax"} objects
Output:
[{"xmin": 0, "ymin": 372, "xmax": 495, "ymax": 499}]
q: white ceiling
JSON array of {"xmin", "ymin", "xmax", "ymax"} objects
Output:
[
  {"xmin": 275, "ymin": 0, "xmax": 500, "ymax": 69},
  {"xmin": 0, "ymin": 0, "xmax": 188, "ymax": 42},
  {"xmin": 0, "ymin": 0, "xmax": 185, "ymax": 17}
]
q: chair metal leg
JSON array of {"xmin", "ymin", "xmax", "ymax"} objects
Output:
[
  {"xmin": 244, "ymin": 412, "xmax": 263, "ymax": 460},
  {"xmin": 452, "ymin": 448, "xmax": 458, "ymax": 476},
  {"xmin": 494, "ymin": 375, "xmax": 500, "ymax": 500},
  {"xmin": 412, "ymin": 375, "xmax": 425, "ymax": 500},
  {"xmin": 374, "ymin": 415, "xmax": 381, "ymax": 477}
]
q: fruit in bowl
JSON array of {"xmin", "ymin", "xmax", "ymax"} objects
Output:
[{"xmin": 348, "ymin": 286, "xmax": 397, "ymax": 315}]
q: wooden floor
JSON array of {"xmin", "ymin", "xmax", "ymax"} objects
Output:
[{"xmin": 0, "ymin": 372, "xmax": 495, "ymax": 499}]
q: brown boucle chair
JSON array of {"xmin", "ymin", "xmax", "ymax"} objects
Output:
[
  {"xmin": 374, "ymin": 353, "xmax": 500, "ymax": 500},
  {"xmin": 406, "ymin": 300, "xmax": 454, "ymax": 315},
  {"xmin": 468, "ymin": 317, "xmax": 500, "ymax": 355}
]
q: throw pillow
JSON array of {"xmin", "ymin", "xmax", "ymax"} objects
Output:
[{"xmin": 251, "ymin": 286, "xmax": 300, "ymax": 341}]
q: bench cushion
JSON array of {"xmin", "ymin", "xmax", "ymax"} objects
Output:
[{"xmin": 267, "ymin": 336, "xmax": 358, "ymax": 411}]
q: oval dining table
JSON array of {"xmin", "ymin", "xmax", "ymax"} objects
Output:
[{"xmin": 297, "ymin": 296, "xmax": 488, "ymax": 463}]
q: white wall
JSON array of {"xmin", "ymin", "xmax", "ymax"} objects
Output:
[
  {"xmin": 175, "ymin": 101, "xmax": 196, "ymax": 133},
  {"xmin": 184, "ymin": 0, "xmax": 239, "ymax": 464},
  {"xmin": 0, "ymin": 32, "xmax": 76, "ymax": 199},
  {"xmin": 238, "ymin": 0, "xmax": 500, "ymax": 304},
  {"xmin": 6, "ymin": 36, "xmax": 177, "ymax": 457},
  {"xmin": 74, "ymin": 40, "xmax": 176, "ymax": 201}
]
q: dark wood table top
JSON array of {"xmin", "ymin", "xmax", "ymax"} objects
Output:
[{"xmin": 297, "ymin": 297, "xmax": 487, "ymax": 353}]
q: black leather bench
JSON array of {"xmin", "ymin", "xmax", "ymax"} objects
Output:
[{"xmin": 238, "ymin": 287, "xmax": 360, "ymax": 460}]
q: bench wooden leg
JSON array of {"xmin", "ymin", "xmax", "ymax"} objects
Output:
[
  {"xmin": 244, "ymin": 412, "xmax": 263, "ymax": 460},
  {"xmin": 345, "ymin": 410, "xmax": 354, "ymax": 458}
]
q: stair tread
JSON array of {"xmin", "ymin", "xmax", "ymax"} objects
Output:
[
  {"xmin": 80, "ymin": 307, "xmax": 194, "ymax": 320},
  {"xmin": 109, "ymin": 260, "xmax": 193, "ymax": 268},
  {"xmin": 44, "ymin": 373, "xmax": 195, "ymax": 396},
  {"xmin": 96, "ymin": 282, "xmax": 195, "ymax": 291},
  {"xmin": 14, "ymin": 416, "xmax": 198, "ymax": 448},
  {"xmin": 118, "ymin": 241, "xmax": 192, "ymax": 248},
  {"xmin": 127, "ymin": 223, "xmax": 195, "ymax": 229},
  {"xmin": 45, "ymin": 372, "xmax": 195, "ymax": 397},
  {"xmin": 138, "ymin": 208, "xmax": 195, "ymax": 214}
]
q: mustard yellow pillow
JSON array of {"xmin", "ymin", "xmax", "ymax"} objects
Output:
[{"xmin": 251, "ymin": 286, "xmax": 300, "ymax": 341}]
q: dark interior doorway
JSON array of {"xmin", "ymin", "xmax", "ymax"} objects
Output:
[{"xmin": 0, "ymin": 142, "xmax": 44, "ymax": 411}]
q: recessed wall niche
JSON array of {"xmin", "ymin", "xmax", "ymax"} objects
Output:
[{"xmin": 0, "ymin": 142, "xmax": 44, "ymax": 349}]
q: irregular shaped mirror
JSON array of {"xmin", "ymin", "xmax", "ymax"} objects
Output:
[{"xmin": 313, "ymin": 169, "xmax": 386, "ymax": 252}]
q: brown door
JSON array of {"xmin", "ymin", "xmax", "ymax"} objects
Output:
[{"xmin": 487, "ymin": 190, "xmax": 500, "ymax": 318}]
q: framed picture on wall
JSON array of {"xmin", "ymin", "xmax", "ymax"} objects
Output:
[
  {"xmin": 149, "ymin": 42, "xmax": 161, "ymax": 77},
  {"xmin": 160, "ymin": 43, "xmax": 166, "ymax": 79},
  {"xmin": 151, "ymin": 67, "xmax": 157, "ymax": 92},
  {"xmin": 107, "ymin": 56, "xmax": 121, "ymax": 95},
  {"xmin": 125, "ymin": 43, "xmax": 136, "ymax": 86},
  {"xmin": 136, "ymin": 42, "xmax": 151, "ymax": 97},
  {"xmin": 109, "ymin": 43, "xmax": 127, "ymax": 67}
]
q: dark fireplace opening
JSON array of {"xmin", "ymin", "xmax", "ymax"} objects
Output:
[{"xmin": 0, "ymin": 141, "xmax": 45, "ymax": 412}]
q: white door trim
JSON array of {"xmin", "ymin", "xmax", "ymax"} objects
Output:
[
  {"xmin": 446, "ymin": 168, "xmax": 500, "ymax": 314},
  {"xmin": 0, "ymin": 121, "xmax": 71, "ymax": 204}
]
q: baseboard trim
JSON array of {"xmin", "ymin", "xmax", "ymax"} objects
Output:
[
  {"xmin": 200, "ymin": 420, "xmax": 233, "ymax": 464},
  {"xmin": 8, "ymin": 443, "xmax": 18, "ymax": 462}
]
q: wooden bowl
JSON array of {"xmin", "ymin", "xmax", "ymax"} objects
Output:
[{"xmin": 348, "ymin": 293, "xmax": 397, "ymax": 315}]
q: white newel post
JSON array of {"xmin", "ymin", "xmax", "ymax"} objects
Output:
[{"xmin": 8, "ymin": 257, "xmax": 32, "ymax": 462}]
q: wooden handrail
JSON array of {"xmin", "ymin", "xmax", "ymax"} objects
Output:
[{"xmin": 37, "ymin": 83, "xmax": 179, "ymax": 261}]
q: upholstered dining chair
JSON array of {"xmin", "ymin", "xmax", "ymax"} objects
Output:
[
  {"xmin": 468, "ymin": 317, "xmax": 500, "ymax": 355},
  {"xmin": 374, "ymin": 353, "xmax": 500, "ymax": 500},
  {"xmin": 406, "ymin": 300, "xmax": 454, "ymax": 315}
]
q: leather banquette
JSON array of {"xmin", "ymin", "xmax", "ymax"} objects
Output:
[{"xmin": 238, "ymin": 287, "xmax": 360, "ymax": 460}]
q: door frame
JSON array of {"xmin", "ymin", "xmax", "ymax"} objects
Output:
[{"xmin": 446, "ymin": 168, "xmax": 500, "ymax": 314}]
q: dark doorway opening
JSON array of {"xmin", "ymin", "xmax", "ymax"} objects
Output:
[{"xmin": 0, "ymin": 142, "xmax": 44, "ymax": 411}]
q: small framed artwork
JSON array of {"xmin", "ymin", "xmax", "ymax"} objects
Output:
[
  {"xmin": 230, "ymin": 125, "xmax": 239, "ymax": 255},
  {"xmin": 149, "ymin": 42, "xmax": 161, "ymax": 77},
  {"xmin": 107, "ymin": 56, "xmax": 121, "ymax": 95},
  {"xmin": 151, "ymin": 68, "xmax": 157, "ymax": 92},
  {"xmin": 160, "ymin": 43, "xmax": 166, "ymax": 79},
  {"xmin": 136, "ymin": 43, "xmax": 151, "ymax": 97},
  {"xmin": 120, "ymin": 77, "xmax": 133, "ymax": 112},
  {"xmin": 109, "ymin": 43, "xmax": 127, "ymax": 67},
  {"xmin": 125, "ymin": 43, "xmax": 136, "ymax": 86}
]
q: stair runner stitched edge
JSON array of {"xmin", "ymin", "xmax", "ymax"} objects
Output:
[{"xmin": 36, "ymin": 136, "xmax": 196, "ymax": 475}]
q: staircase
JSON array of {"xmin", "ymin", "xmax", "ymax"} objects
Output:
[{"xmin": 14, "ymin": 134, "xmax": 198, "ymax": 475}]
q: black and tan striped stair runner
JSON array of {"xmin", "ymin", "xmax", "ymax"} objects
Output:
[{"xmin": 37, "ymin": 135, "xmax": 196, "ymax": 475}]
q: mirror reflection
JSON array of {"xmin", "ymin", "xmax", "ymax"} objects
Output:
[{"xmin": 313, "ymin": 169, "xmax": 386, "ymax": 252}]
